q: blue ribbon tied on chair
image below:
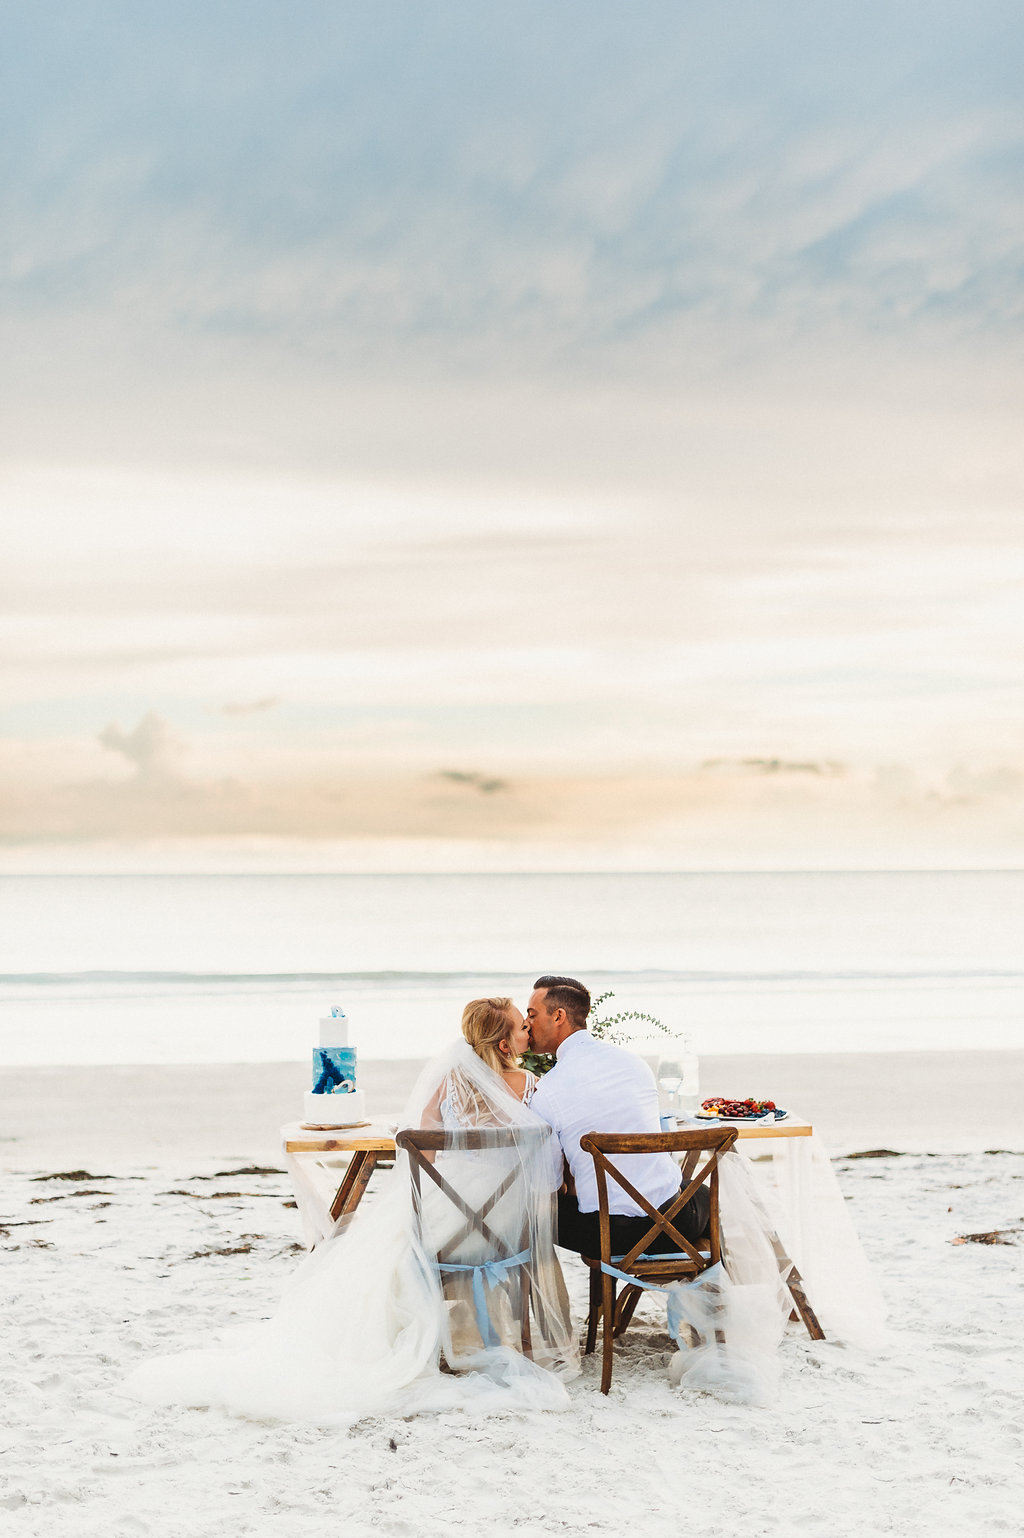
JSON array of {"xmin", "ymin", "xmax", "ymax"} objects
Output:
[
  {"xmin": 436, "ymin": 1250, "xmax": 532, "ymax": 1348},
  {"xmin": 599, "ymin": 1256, "xmax": 695, "ymax": 1345}
]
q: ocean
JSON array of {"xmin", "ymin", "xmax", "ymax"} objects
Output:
[{"xmin": 1, "ymin": 871, "xmax": 1021, "ymax": 1065}]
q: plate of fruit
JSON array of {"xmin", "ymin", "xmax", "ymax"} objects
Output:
[{"xmin": 695, "ymin": 1097, "xmax": 788, "ymax": 1122}]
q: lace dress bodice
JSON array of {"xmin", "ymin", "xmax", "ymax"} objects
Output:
[{"xmin": 440, "ymin": 1068, "xmax": 537, "ymax": 1128}]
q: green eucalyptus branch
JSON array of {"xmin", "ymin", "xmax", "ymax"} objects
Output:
[{"xmin": 519, "ymin": 1048, "xmax": 556, "ymax": 1076}]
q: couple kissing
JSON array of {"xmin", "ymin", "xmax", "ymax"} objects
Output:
[{"xmin": 455, "ymin": 974, "xmax": 710, "ymax": 1259}]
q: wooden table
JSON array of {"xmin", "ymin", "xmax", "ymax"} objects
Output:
[
  {"xmin": 281, "ymin": 1115, "xmax": 813, "ymax": 1227},
  {"xmin": 282, "ymin": 1124, "xmax": 398, "ymax": 1225}
]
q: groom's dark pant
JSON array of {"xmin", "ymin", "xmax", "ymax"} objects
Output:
[{"xmin": 556, "ymin": 1184, "xmax": 710, "ymax": 1259}]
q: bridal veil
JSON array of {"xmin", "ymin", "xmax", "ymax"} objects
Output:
[{"xmin": 123, "ymin": 1041, "xmax": 579, "ymax": 1424}]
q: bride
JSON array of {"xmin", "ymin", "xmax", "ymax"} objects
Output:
[{"xmin": 123, "ymin": 999, "xmax": 579, "ymax": 1424}]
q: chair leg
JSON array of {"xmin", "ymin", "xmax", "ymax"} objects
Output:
[
  {"xmin": 520, "ymin": 1272, "xmax": 533, "ymax": 1356},
  {"xmin": 585, "ymin": 1267, "xmax": 601, "ymax": 1355},
  {"xmin": 613, "ymin": 1284, "xmax": 642, "ymax": 1338},
  {"xmin": 600, "ymin": 1272, "xmax": 616, "ymax": 1394}
]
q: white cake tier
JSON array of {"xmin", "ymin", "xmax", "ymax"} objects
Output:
[
  {"xmin": 302, "ymin": 1088, "xmax": 366, "ymax": 1126},
  {"xmin": 318, "ymin": 1016, "xmax": 349, "ymax": 1048}
]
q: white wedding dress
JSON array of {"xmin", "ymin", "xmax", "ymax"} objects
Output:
[{"xmin": 123, "ymin": 1043, "xmax": 579, "ymax": 1424}]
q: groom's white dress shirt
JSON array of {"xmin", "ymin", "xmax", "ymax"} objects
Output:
[{"xmin": 530, "ymin": 1030, "xmax": 680, "ymax": 1217}]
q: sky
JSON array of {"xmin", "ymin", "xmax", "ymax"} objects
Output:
[{"xmin": 1, "ymin": 1, "xmax": 1022, "ymax": 869}]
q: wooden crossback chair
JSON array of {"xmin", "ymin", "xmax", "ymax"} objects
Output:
[
  {"xmin": 396, "ymin": 1126, "xmax": 550, "ymax": 1358},
  {"xmin": 578, "ymin": 1127, "xmax": 824, "ymax": 1394}
]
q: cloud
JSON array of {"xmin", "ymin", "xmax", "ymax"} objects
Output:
[
  {"xmin": 1, "ymin": 2, "xmax": 1021, "ymax": 391},
  {"xmin": 701, "ymin": 758, "xmax": 846, "ymax": 777},
  {"xmin": 946, "ymin": 764, "xmax": 1023, "ymax": 802},
  {"xmin": 436, "ymin": 770, "xmax": 507, "ymax": 795},
  {"xmin": 3, "ymin": 728, "xmax": 1023, "ymax": 868},
  {"xmin": 97, "ymin": 712, "xmax": 184, "ymax": 785},
  {"xmin": 0, "ymin": 4, "xmax": 1021, "ymax": 871},
  {"xmin": 220, "ymin": 696, "xmax": 280, "ymax": 717}
]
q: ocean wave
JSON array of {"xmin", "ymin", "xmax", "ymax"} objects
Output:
[{"xmin": 1, "ymin": 968, "xmax": 1021, "ymax": 988}]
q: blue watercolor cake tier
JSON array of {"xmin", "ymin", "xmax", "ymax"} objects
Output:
[
  {"xmin": 311, "ymin": 1045, "xmax": 357, "ymax": 1094},
  {"xmin": 302, "ymin": 1009, "xmax": 367, "ymax": 1126}
]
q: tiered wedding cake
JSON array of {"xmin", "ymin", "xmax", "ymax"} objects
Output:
[{"xmin": 302, "ymin": 1006, "xmax": 368, "ymax": 1127}]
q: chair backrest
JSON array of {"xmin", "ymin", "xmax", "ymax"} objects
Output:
[
  {"xmin": 396, "ymin": 1125, "xmax": 552, "ymax": 1264},
  {"xmin": 579, "ymin": 1127, "xmax": 738, "ymax": 1271}
]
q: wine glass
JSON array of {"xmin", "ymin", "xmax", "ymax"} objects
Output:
[{"xmin": 656, "ymin": 1056, "xmax": 684, "ymax": 1113}]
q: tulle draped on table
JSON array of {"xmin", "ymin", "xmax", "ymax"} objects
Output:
[
  {"xmin": 748, "ymin": 1129, "xmax": 886, "ymax": 1348},
  {"xmin": 122, "ymin": 1042, "xmax": 579, "ymax": 1424},
  {"xmin": 664, "ymin": 1134, "xmax": 885, "ymax": 1404}
]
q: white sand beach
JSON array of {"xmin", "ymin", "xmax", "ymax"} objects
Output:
[{"xmin": 1, "ymin": 1053, "xmax": 1021, "ymax": 1537}]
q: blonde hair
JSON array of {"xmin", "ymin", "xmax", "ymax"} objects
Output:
[{"xmin": 461, "ymin": 996, "xmax": 518, "ymax": 1074}]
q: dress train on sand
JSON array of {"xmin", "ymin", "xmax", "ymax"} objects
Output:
[{"xmin": 123, "ymin": 1043, "xmax": 579, "ymax": 1424}]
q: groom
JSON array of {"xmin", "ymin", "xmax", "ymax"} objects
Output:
[{"xmin": 527, "ymin": 975, "xmax": 709, "ymax": 1257}]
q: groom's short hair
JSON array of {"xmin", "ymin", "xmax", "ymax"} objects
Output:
[{"xmin": 533, "ymin": 975, "xmax": 591, "ymax": 1029}]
